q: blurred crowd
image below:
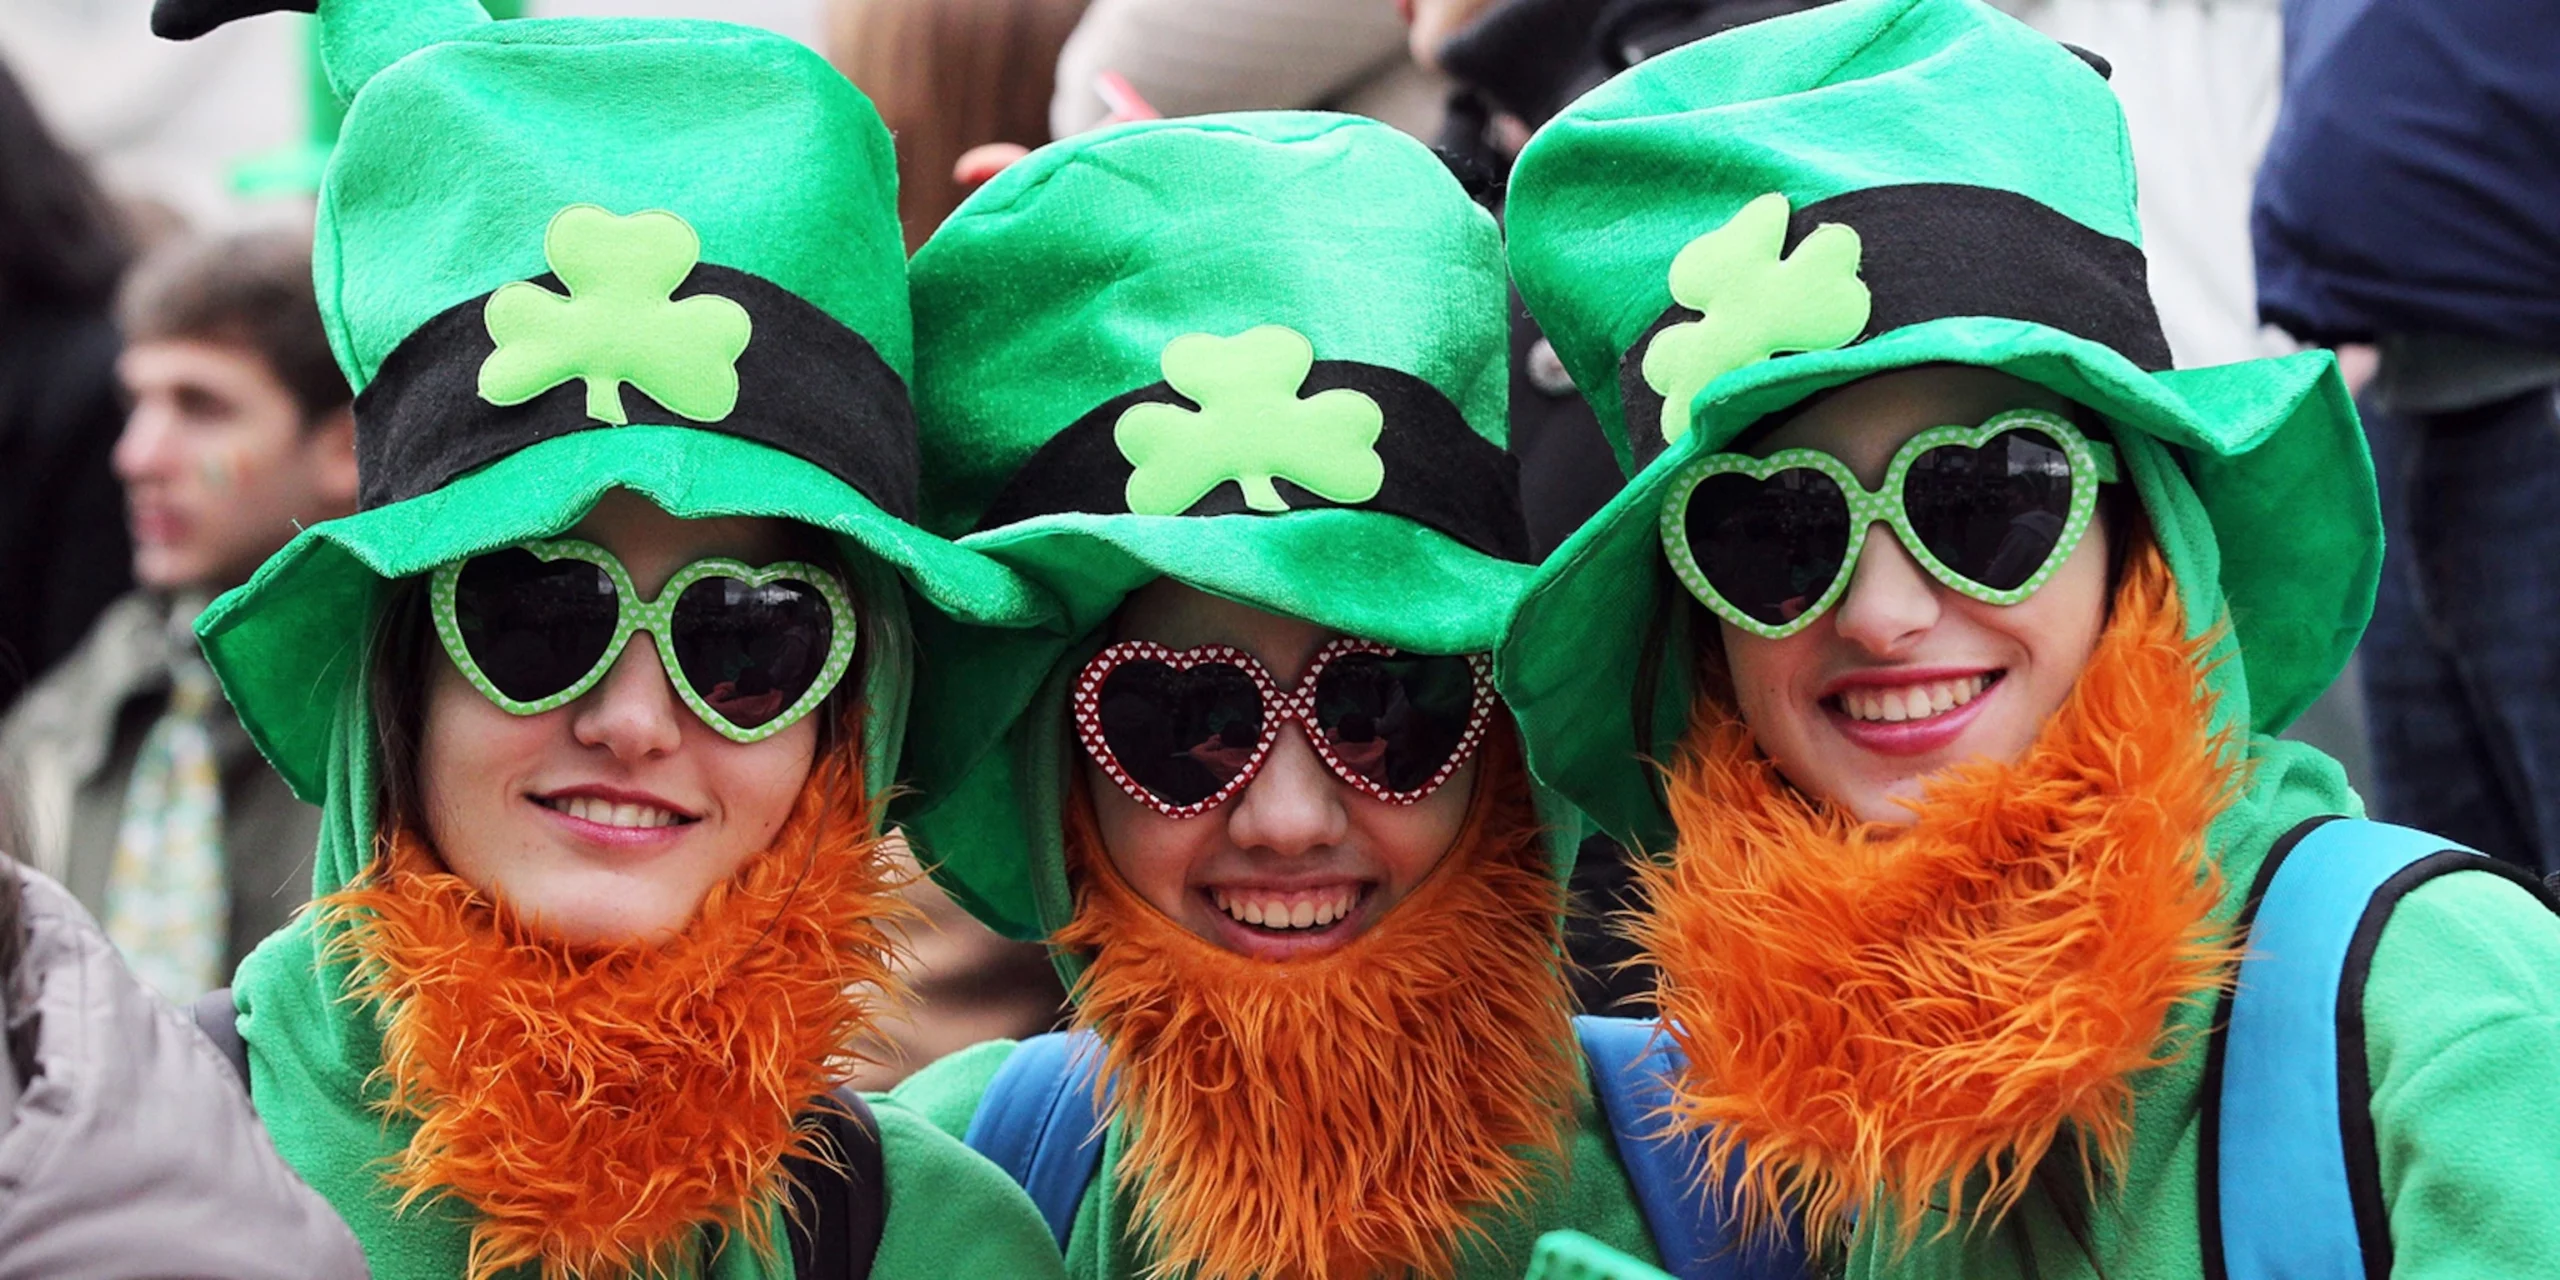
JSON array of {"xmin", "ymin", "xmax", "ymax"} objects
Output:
[{"xmin": 0, "ymin": 0, "xmax": 2550, "ymax": 1089}]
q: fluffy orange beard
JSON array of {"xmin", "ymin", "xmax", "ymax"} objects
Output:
[
  {"xmin": 1631, "ymin": 543, "xmax": 2241, "ymax": 1254},
  {"xmin": 1058, "ymin": 723, "xmax": 1580, "ymax": 1280},
  {"xmin": 323, "ymin": 749, "xmax": 904, "ymax": 1280}
]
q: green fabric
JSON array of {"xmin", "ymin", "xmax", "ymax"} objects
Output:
[
  {"xmin": 899, "ymin": 112, "xmax": 1529, "ymax": 941},
  {"xmin": 1116, "ymin": 326, "xmax": 1386, "ymax": 515},
  {"xmin": 882, "ymin": 1041, "xmax": 1662, "ymax": 1280},
  {"xmin": 478, "ymin": 205, "xmax": 753, "ymax": 424},
  {"xmin": 1493, "ymin": 0, "xmax": 2378, "ymax": 851}
]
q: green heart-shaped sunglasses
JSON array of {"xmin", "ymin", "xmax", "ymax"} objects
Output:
[
  {"xmin": 1659, "ymin": 408, "xmax": 2122, "ymax": 640},
  {"xmin": 430, "ymin": 538, "xmax": 857, "ymax": 742}
]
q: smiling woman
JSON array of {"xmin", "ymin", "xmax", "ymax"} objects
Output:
[{"xmin": 372, "ymin": 491, "xmax": 850, "ymax": 945}]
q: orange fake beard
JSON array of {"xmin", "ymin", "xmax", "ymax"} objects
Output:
[
  {"xmin": 1058, "ymin": 723, "xmax": 1581, "ymax": 1280},
  {"xmin": 323, "ymin": 749, "xmax": 903, "ymax": 1280},
  {"xmin": 1632, "ymin": 543, "xmax": 2241, "ymax": 1253}
]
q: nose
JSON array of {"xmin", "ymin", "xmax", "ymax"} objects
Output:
[
  {"xmin": 112, "ymin": 401, "xmax": 180, "ymax": 485},
  {"xmin": 1829, "ymin": 523, "xmax": 1942, "ymax": 657},
  {"xmin": 569, "ymin": 635, "xmax": 686, "ymax": 762},
  {"xmin": 1222, "ymin": 722, "xmax": 1351, "ymax": 857}
]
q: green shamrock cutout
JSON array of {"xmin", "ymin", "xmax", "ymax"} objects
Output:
[
  {"xmin": 1640, "ymin": 191, "xmax": 1870, "ymax": 445},
  {"xmin": 478, "ymin": 204, "xmax": 753, "ymax": 425},
  {"xmin": 1114, "ymin": 325, "xmax": 1386, "ymax": 515}
]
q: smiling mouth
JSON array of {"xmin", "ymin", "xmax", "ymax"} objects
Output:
[
  {"xmin": 1829, "ymin": 672, "xmax": 2001, "ymax": 724},
  {"xmin": 1209, "ymin": 884, "xmax": 1369, "ymax": 933},
  {"xmin": 533, "ymin": 794, "xmax": 699, "ymax": 830}
]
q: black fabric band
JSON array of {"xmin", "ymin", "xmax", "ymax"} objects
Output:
[
  {"xmin": 1619, "ymin": 182, "xmax": 2172, "ymax": 466},
  {"xmin": 972, "ymin": 361, "xmax": 1532, "ymax": 563},
  {"xmin": 353, "ymin": 263, "xmax": 920, "ymax": 521}
]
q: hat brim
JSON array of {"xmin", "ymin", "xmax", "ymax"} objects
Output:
[
  {"xmin": 1498, "ymin": 317, "xmax": 2372, "ymax": 848},
  {"xmin": 198, "ymin": 426, "xmax": 1056, "ymax": 802}
]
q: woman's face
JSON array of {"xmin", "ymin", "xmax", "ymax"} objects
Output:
[
  {"xmin": 417, "ymin": 489, "xmax": 823, "ymax": 944},
  {"xmin": 1085, "ymin": 581, "xmax": 1478, "ymax": 960},
  {"xmin": 1717, "ymin": 367, "xmax": 2113, "ymax": 824}
]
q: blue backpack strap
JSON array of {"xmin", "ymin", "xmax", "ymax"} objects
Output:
[
  {"xmin": 1577, "ymin": 1015, "xmax": 1806, "ymax": 1280},
  {"xmin": 961, "ymin": 1029, "xmax": 1110, "ymax": 1251},
  {"xmin": 2203, "ymin": 816, "xmax": 2555, "ymax": 1280}
]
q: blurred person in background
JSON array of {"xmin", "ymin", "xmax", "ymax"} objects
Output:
[
  {"xmin": 2254, "ymin": 0, "xmax": 2560, "ymax": 876},
  {"xmin": 829, "ymin": 0, "xmax": 1080, "ymax": 1086},
  {"xmin": 1048, "ymin": 0, "xmax": 1445, "ymax": 142},
  {"xmin": 0, "ymin": 228, "xmax": 353, "ymax": 1002},
  {"xmin": 829, "ymin": 0, "xmax": 1090, "ymax": 251},
  {"xmin": 0, "ymin": 57, "xmax": 134, "ymax": 715}
]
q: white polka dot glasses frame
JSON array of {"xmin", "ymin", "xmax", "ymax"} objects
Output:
[
  {"xmin": 1071, "ymin": 637, "xmax": 1498, "ymax": 820},
  {"xmin": 429, "ymin": 538, "xmax": 858, "ymax": 744},
  {"xmin": 1658, "ymin": 408, "xmax": 2122, "ymax": 641}
]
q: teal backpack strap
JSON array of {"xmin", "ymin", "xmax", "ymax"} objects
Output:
[
  {"xmin": 962, "ymin": 1029, "xmax": 1109, "ymax": 1250},
  {"xmin": 1576, "ymin": 1015, "xmax": 1807, "ymax": 1280},
  {"xmin": 2202, "ymin": 816, "xmax": 2557, "ymax": 1279}
]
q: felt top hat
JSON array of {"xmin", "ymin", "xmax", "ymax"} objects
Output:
[
  {"xmin": 1497, "ymin": 0, "xmax": 2377, "ymax": 848},
  {"xmin": 158, "ymin": 0, "xmax": 1053, "ymax": 814},
  {"xmin": 896, "ymin": 112, "xmax": 1542, "ymax": 941}
]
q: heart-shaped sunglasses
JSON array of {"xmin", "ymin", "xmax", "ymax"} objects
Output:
[
  {"xmin": 1071, "ymin": 637, "xmax": 1496, "ymax": 819},
  {"xmin": 1659, "ymin": 408, "xmax": 2122, "ymax": 640},
  {"xmin": 430, "ymin": 538, "xmax": 857, "ymax": 743}
]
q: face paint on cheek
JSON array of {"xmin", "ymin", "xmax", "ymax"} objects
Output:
[{"xmin": 196, "ymin": 446, "xmax": 240, "ymax": 493}]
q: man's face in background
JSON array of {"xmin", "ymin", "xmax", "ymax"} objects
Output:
[{"xmin": 112, "ymin": 336, "xmax": 356, "ymax": 593}]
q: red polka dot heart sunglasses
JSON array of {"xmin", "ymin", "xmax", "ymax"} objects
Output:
[{"xmin": 1070, "ymin": 637, "xmax": 1497, "ymax": 819}]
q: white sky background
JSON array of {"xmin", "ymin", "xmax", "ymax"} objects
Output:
[{"xmin": 0, "ymin": 0, "xmax": 828, "ymax": 232}]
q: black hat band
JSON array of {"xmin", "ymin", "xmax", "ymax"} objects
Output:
[
  {"xmin": 973, "ymin": 361, "xmax": 1531, "ymax": 563},
  {"xmin": 1619, "ymin": 182, "xmax": 2172, "ymax": 466},
  {"xmin": 353, "ymin": 262, "xmax": 921, "ymax": 520}
]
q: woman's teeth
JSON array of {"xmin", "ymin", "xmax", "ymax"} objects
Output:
[
  {"xmin": 543, "ymin": 795, "xmax": 689, "ymax": 829},
  {"xmin": 1836, "ymin": 674, "xmax": 1993, "ymax": 724},
  {"xmin": 1211, "ymin": 886, "xmax": 1361, "ymax": 931}
]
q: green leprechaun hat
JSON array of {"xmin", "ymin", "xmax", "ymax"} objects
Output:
[
  {"xmin": 1497, "ymin": 0, "xmax": 2377, "ymax": 849},
  {"xmin": 160, "ymin": 0, "xmax": 1054, "ymax": 820},
  {"xmin": 896, "ymin": 112, "xmax": 1545, "ymax": 942}
]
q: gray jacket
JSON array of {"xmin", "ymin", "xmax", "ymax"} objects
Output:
[
  {"xmin": 0, "ymin": 862, "xmax": 365, "ymax": 1277},
  {"xmin": 0, "ymin": 591, "xmax": 320, "ymax": 975}
]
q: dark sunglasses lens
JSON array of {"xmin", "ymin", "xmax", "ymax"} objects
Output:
[
  {"xmin": 669, "ymin": 577, "xmax": 836, "ymax": 730},
  {"xmin": 452, "ymin": 549, "xmax": 620, "ymax": 703},
  {"xmin": 1685, "ymin": 468, "xmax": 1851, "ymax": 626},
  {"xmin": 1904, "ymin": 428, "xmax": 2077, "ymax": 592},
  {"xmin": 1095, "ymin": 660, "xmax": 1266, "ymax": 808},
  {"xmin": 1310, "ymin": 652, "xmax": 1480, "ymax": 793}
]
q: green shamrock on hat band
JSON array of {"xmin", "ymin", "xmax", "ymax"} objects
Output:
[
  {"xmin": 1659, "ymin": 408, "xmax": 2120, "ymax": 640},
  {"xmin": 479, "ymin": 204, "xmax": 754, "ymax": 425},
  {"xmin": 430, "ymin": 537, "xmax": 858, "ymax": 743},
  {"xmin": 1640, "ymin": 191, "xmax": 1871, "ymax": 447},
  {"xmin": 1114, "ymin": 324, "xmax": 1387, "ymax": 515}
]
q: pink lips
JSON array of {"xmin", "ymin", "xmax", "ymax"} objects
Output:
[
  {"xmin": 1821, "ymin": 668, "xmax": 2002, "ymax": 758},
  {"xmin": 530, "ymin": 784, "xmax": 699, "ymax": 851}
]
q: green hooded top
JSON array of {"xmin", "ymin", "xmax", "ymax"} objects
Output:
[
  {"xmin": 878, "ymin": 113, "xmax": 1675, "ymax": 1278},
  {"xmin": 1495, "ymin": 0, "xmax": 2560, "ymax": 1273},
  {"xmin": 158, "ymin": 1, "xmax": 1067, "ymax": 1276}
]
